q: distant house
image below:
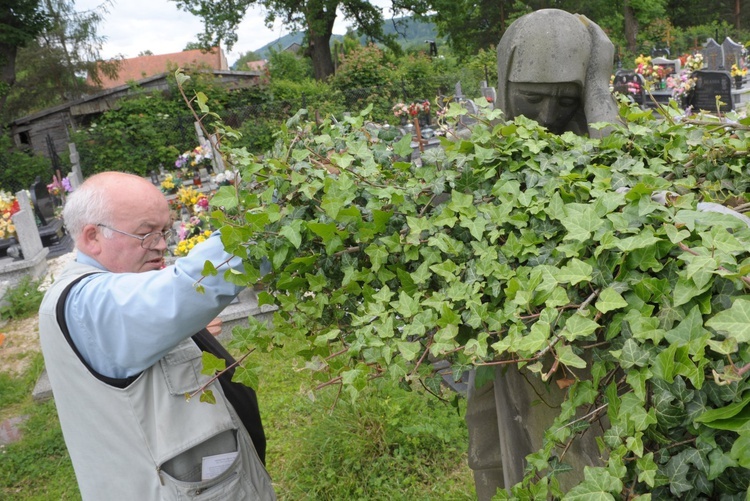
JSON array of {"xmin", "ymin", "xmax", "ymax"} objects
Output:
[
  {"xmin": 243, "ymin": 60, "xmax": 267, "ymax": 72},
  {"xmin": 91, "ymin": 47, "xmax": 229, "ymax": 89},
  {"xmin": 11, "ymin": 69, "xmax": 261, "ymax": 161}
]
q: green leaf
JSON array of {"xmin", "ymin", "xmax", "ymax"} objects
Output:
[
  {"xmin": 202, "ymin": 260, "xmax": 218, "ymax": 277},
  {"xmin": 393, "ymin": 134, "xmax": 413, "ymax": 158},
  {"xmin": 555, "ymin": 258, "xmax": 593, "ymax": 285},
  {"xmin": 397, "ymin": 341, "xmax": 422, "ymax": 361},
  {"xmin": 199, "ymin": 390, "xmax": 216, "ymax": 404},
  {"xmin": 695, "ymin": 392, "xmax": 750, "ymax": 424},
  {"xmin": 210, "ymin": 186, "xmax": 238, "ymax": 209},
  {"xmin": 561, "ymin": 313, "xmax": 599, "ymax": 342},
  {"xmin": 730, "ymin": 433, "xmax": 750, "ymax": 469},
  {"xmin": 561, "ymin": 203, "xmax": 604, "ymax": 242},
  {"xmin": 201, "ymin": 351, "xmax": 226, "ymax": 376},
  {"xmin": 706, "ymin": 298, "xmax": 750, "ymax": 342},
  {"xmin": 557, "ymin": 344, "xmax": 587, "ymax": 369},
  {"xmin": 595, "ymin": 287, "xmax": 629, "ymax": 314},
  {"xmin": 279, "ymin": 220, "xmax": 303, "ymax": 249},
  {"xmin": 232, "ymin": 365, "xmax": 259, "ymax": 390},
  {"xmin": 562, "ymin": 466, "xmax": 623, "ymax": 500}
]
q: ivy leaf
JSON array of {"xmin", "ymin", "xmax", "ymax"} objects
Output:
[
  {"xmin": 616, "ymin": 339, "xmax": 651, "ymax": 369},
  {"xmin": 232, "ymin": 364, "xmax": 259, "ymax": 390},
  {"xmin": 279, "ymin": 220, "xmax": 303, "ymax": 249},
  {"xmin": 595, "ymin": 287, "xmax": 629, "ymax": 314},
  {"xmin": 561, "ymin": 466, "xmax": 623, "ymax": 500},
  {"xmin": 555, "ymin": 258, "xmax": 593, "ymax": 285},
  {"xmin": 557, "ymin": 344, "xmax": 587, "ymax": 369},
  {"xmin": 201, "ymin": 351, "xmax": 226, "ymax": 376},
  {"xmin": 202, "ymin": 260, "xmax": 218, "ymax": 277},
  {"xmin": 560, "ymin": 203, "xmax": 604, "ymax": 242},
  {"xmin": 561, "ymin": 313, "xmax": 599, "ymax": 342},
  {"xmin": 397, "ymin": 341, "xmax": 422, "ymax": 361},
  {"xmin": 393, "ymin": 134, "xmax": 413, "ymax": 158},
  {"xmin": 730, "ymin": 433, "xmax": 750, "ymax": 469},
  {"xmin": 199, "ymin": 390, "xmax": 216, "ymax": 405},
  {"xmin": 210, "ymin": 186, "xmax": 238, "ymax": 209},
  {"xmin": 706, "ymin": 298, "xmax": 750, "ymax": 342}
]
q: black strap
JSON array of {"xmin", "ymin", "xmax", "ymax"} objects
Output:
[
  {"xmin": 56, "ymin": 273, "xmax": 140, "ymax": 388},
  {"xmin": 191, "ymin": 329, "xmax": 267, "ymax": 465}
]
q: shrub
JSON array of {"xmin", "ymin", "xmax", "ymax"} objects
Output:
[
  {"xmin": 0, "ymin": 134, "xmax": 53, "ymax": 194},
  {"xmin": 0, "ymin": 276, "xmax": 45, "ymax": 321},
  {"xmin": 202, "ymin": 98, "xmax": 750, "ymax": 498}
]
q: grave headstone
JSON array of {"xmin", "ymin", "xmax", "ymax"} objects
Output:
[
  {"xmin": 28, "ymin": 178, "xmax": 71, "ymax": 257},
  {"xmin": 651, "ymin": 47, "xmax": 670, "ymax": 58},
  {"xmin": 612, "ymin": 70, "xmax": 646, "ymax": 105},
  {"xmin": 30, "ymin": 177, "xmax": 56, "ymax": 226},
  {"xmin": 454, "ymin": 81, "xmax": 463, "ymax": 100},
  {"xmin": 13, "ymin": 191, "xmax": 44, "ymax": 260},
  {"xmin": 703, "ymin": 38, "xmax": 724, "ymax": 70},
  {"xmin": 652, "ymin": 56, "xmax": 681, "ymax": 78},
  {"xmin": 687, "ymin": 70, "xmax": 733, "ymax": 112},
  {"xmin": 0, "ymin": 190, "xmax": 49, "ymax": 289},
  {"xmin": 67, "ymin": 143, "xmax": 84, "ymax": 190},
  {"xmin": 722, "ymin": 37, "xmax": 743, "ymax": 70}
]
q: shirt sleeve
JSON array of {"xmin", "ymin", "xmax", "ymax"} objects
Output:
[{"xmin": 65, "ymin": 233, "xmax": 246, "ymax": 378}]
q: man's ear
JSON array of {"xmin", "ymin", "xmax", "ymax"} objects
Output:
[{"xmin": 78, "ymin": 224, "xmax": 103, "ymax": 256}]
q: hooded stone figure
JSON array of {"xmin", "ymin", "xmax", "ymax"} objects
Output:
[
  {"xmin": 496, "ymin": 9, "xmax": 620, "ymax": 137},
  {"xmin": 465, "ymin": 10, "xmax": 620, "ymax": 500}
]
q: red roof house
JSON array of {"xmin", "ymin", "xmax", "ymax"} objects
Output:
[{"xmin": 93, "ymin": 47, "xmax": 228, "ymax": 89}]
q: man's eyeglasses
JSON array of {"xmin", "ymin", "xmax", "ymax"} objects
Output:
[{"xmin": 97, "ymin": 224, "xmax": 173, "ymax": 250}]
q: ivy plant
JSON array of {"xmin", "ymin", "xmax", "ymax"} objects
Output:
[{"xmin": 188, "ymin": 67, "xmax": 750, "ymax": 498}]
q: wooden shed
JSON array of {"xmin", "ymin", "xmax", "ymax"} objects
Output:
[{"xmin": 9, "ymin": 70, "xmax": 261, "ymax": 161}]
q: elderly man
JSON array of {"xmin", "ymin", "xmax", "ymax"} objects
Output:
[{"xmin": 38, "ymin": 172, "xmax": 275, "ymax": 500}]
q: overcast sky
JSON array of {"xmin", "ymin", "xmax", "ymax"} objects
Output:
[{"xmin": 74, "ymin": 0, "xmax": 373, "ymax": 65}]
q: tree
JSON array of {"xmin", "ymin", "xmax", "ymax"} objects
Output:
[
  {"xmin": 171, "ymin": 0, "xmax": 398, "ymax": 80},
  {"xmin": 3, "ymin": 0, "xmax": 120, "ymax": 122},
  {"xmin": 0, "ymin": 0, "xmax": 49, "ymax": 118}
]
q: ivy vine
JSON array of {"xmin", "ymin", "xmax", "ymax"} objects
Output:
[{"xmin": 188, "ymin": 66, "xmax": 750, "ymax": 498}]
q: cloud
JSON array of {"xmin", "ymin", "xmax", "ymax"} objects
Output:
[{"xmin": 75, "ymin": 0, "xmax": 292, "ymax": 63}]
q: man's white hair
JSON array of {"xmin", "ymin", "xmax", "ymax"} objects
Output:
[{"xmin": 62, "ymin": 180, "xmax": 113, "ymax": 241}]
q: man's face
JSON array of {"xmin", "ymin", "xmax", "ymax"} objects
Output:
[
  {"xmin": 96, "ymin": 187, "xmax": 171, "ymax": 273},
  {"xmin": 507, "ymin": 82, "xmax": 581, "ymax": 134}
]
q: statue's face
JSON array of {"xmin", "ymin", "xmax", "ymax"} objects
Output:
[{"xmin": 507, "ymin": 82, "xmax": 581, "ymax": 134}]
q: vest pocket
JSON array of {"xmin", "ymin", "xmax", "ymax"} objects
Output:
[
  {"xmin": 158, "ymin": 430, "xmax": 270, "ymax": 500},
  {"xmin": 160, "ymin": 339, "xmax": 208, "ymax": 395}
]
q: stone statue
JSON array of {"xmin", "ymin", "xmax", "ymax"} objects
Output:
[
  {"xmin": 496, "ymin": 9, "xmax": 620, "ymax": 138},
  {"xmin": 466, "ymin": 10, "xmax": 620, "ymax": 500}
]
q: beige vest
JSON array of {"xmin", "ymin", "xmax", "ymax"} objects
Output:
[{"xmin": 38, "ymin": 262, "xmax": 275, "ymax": 500}]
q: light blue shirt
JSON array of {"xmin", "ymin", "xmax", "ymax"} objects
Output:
[{"xmin": 65, "ymin": 234, "xmax": 245, "ymax": 379}]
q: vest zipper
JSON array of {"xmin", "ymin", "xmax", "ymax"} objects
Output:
[{"xmin": 156, "ymin": 466, "xmax": 165, "ymax": 485}]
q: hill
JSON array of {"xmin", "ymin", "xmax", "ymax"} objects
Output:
[{"xmin": 250, "ymin": 16, "xmax": 439, "ymax": 60}]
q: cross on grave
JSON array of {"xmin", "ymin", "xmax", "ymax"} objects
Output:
[
  {"xmin": 702, "ymin": 38, "xmax": 724, "ymax": 70},
  {"xmin": 722, "ymin": 37, "xmax": 743, "ymax": 70}
]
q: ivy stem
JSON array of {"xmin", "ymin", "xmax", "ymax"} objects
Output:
[
  {"xmin": 411, "ymin": 336, "xmax": 434, "ymax": 376},
  {"xmin": 187, "ymin": 348, "xmax": 254, "ymax": 400}
]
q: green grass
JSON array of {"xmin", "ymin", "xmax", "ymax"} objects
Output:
[
  {"xmin": 0, "ymin": 338, "xmax": 475, "ymax": 500},
  {"xmin": 0, "ymin": 276, "xmax": 45, "ymax": 321}
]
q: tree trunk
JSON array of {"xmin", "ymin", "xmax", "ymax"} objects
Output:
[
  {"xmin": 623, "ymin": 1, "xmax": 638, "ymax": 53},
  {"xmin": 309, "ymin": 32, "xmax": 334, "ymax": 81},
  {"xmin": 736, "ymin": 0, "xmax": 741, "ymax": 30}
]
